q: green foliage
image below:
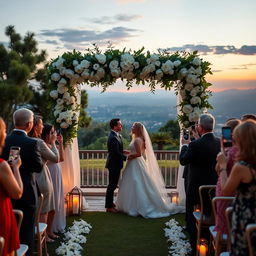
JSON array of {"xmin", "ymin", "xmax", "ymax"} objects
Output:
[{"xmin": 150, "ymin": 132, "xmax": 173, "ymax": 150}]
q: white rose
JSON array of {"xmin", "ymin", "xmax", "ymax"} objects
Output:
[
  {"xmin": 69, "ymin": 96, "xmax": 76, "ymax": 104},
  {"xmin": 192, "ymin": 57, "xmax": 201, "ymax": 66},
  {"xmin": 109, "ymin": 60, "xmax": 119, "ymax": 70},
  {"xmin": 189, "ymin": 112, "xmax": 200, "ymax": 122},
  {"xmin": 93, "ymin": 63, "xmax": 100, "ymax": 71},
  {"xmin": 57, "ymin": 98, "xmax": 64, "ymax": 105},
  {"xmin": 55, "ymin": 104, "xmax": 64, "ymax": 111},
  {"xmin": 155, "ymin": 69, "xmax": 163, "ymax": 80},
  {"xmin": 51, "ymin": 73, "xmax": 61, "ymax": 82},
  {"xmin": 173, "ymin": 60, "xmax": 181, "ymax": 67},
  {"xmin": 60, "ymin": 122, "xmax": 69, "ymax": 129},
  {"xmin": 95, "ymin": 54, "xmax": 106, "ymax": 64},
  {"xmin": 179, "ymin": 89, "xmax": 186, "ymax": 99},
  {"xmin": 49, "ymin": 90, "xmax": 58, "ymax": 99},
  {"xmin": 190, "ymin": 96, "xmax": 201, "ymax": 105},
  {"xmin": 58, "ymin": 78, "xmax": 67, "ymax": 85},
  {"xmin": 80, "ymin": 59, "xmax": 90, "ymax": 68},
  {"xmin": 59, "ymin": 67, "xmax": 66, "ymax": 75},
  {"xmin": 186, "ymin": 74, "xmax": 197, "ymax": 84},
  {"xmin": 57, "ymin": 84, "xmax": 68, "ymax": 94},
  {"xmin": 121, "ymin": 53, "xmax": 135, "ymax": 65},
  {"xmin": 182, "ymin": 104, "xmax": 193, "ymax": 114},
  {"xmin": 193, "ymin": 107, "xmax": 202, "ymax": 115},
  {"xmin": 74, "ymin": 64, "xmax": 83, "ymax": 74},
  {"xmin": 190, "ymin": 88, "xmax": 198, "ymax": 97},
  {"xmin": 111, "ymin": 68, "xmax": 121, "ymax": 78},
  {"xmin": 63, "ymin": 92, "xmax": 71, "ymax": 101},
  {"xmin": 81, "ymin": 70, "xmax": 90, "ymax": 79},
  {"xmin": 134, "ymin": 62, "xmax": 140, "ymax": 69},
  {"xmin": 55, "ymin": 57, "xmax": 65, "ymax": 69},
  {"xmin": 96, "ymin": 68, "xmax": 105, "ymax": 78},
  {"xmin": 195, "ymin": 67, "xmax": 202, "ymax": 76},
  {"xmin": 179, "ymin": 68, "xmax": 188, "ymax": 78},
  {"xmin": 155, "ymin": 60, "xmax": 161, "ymax": 67},
  {"xmin": 73, "ymin": 60, "xmax": 79, "ymax": 67},
  {"xmin": 193, "ymin": 77, "xmax": 201, "ymax": 85},
  {"xmin": 56, "ymin": 117, "xmax": 62, "ymax": 123},
  {"xmin": 65, "ymin": 69, "xmax": 74, "ymax": 79},
  {"xmin": 184, "ymin": 83, "xmax": 194, "ymax": 91},
  {"xmin": 53, "ymin": 110, "xmax": 60, "ymax": 117}
]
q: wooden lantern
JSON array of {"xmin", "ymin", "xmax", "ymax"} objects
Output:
[
  {"xmin": 170, "ymin": 191, "xmax": 179, "ymax": 205},
  {"xmin": 198, "ymin": 238, "xmax": 208, "ymax": 256},
  {"xmin": 67, "ymin": 186, "xmax": 83, "ymax": 215}
]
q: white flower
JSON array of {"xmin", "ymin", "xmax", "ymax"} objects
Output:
[
  {"xmin": 53, "ymin": 110, "xmax": 60, "ymax": 117},
  {"xmin": 192, "ymin": 57, "xmax": 201, "ymax": 66},
  {"xmin": 81, "ymin": 70, "xmax": 90, "ymax": 79},
  {"xmin": 111, "ymin": 68, "xmax": 121, "ymax": 78},
  {"xmin": 80, "ymin": 59, "xmax": 90, "ymax": 68},
  {"xmin": 49, "ymin": 90, "xmax": 58, "ymax": 99},
  {"xmin": 74, "ymin": 64, "xmax": 84, "ymax": 74},
  {"xmin": 179, "ymin": 89, "xmax": 186, "ymax": 99},
  {"xmin": 73, "ymin": 60, "xmax": 79, "ymax": 67},
  {"xmin": 182, "ymin": 104, "xmax": 193, "ymax": 114},
  {"xmin": 57, "ymin": 98, "xmax": 64, "ymax": 105},
  {"xmin": 60, "ymin": 122, "xmax": 69, "ymax": 129},
  {"xmin": 121, "ymin": 53, "xmax": 135, "ymax": 64},
  {"xmin": 55, "ymin": 57, "xmax": 65, "ymax": 69},
  {"xmin": 93, "ymin": 63, "xmax": 100, "ymax": 70},
  {"xmin": 51, "ymin": 72, "xmax": 61, "ymax": 82},
  {"xmin": 65, "ymin": 69, "xmax": 75, "ymax": 79},
  {"xmin": 95, "ymin": 54, "xmax": 106, "ymax": 64},
  {"xmin": 190, "ymin": 96, "xmax": 201, "ymax": 105},
  {"xmin": 173, "ymin": 60, "xmax": 181, "ymax": 67},
  {"xmin": 179, "ymin": 68, "xmax": 188, "ymax": 78},
  {"xmin": 58, "ymin": 78, "xmax": 67, "ymax": 85},
  {"xmin": 155, "ymin": 69, "xmax": 163, "ymax": 80},
  {"xmin": 134, "ymin": 62, "xmax": 140, "ymax": 69},
  {"xmin": 190, "ymin": 88, "xmax": 198, "ymax": 97},
  {"xmin": 189, "ymin": 111, "xmax": 200, "ymax": 122},
  {"xmin": 57, "ymin": 84, "xmax": 68, "ymax": 94},
  {"xmin": 109, "ymin": 60, "xmax": 119, "ymax": 70},
  {"xmin": 184, "ymin": 83, "xmax": 193, "ymax": 91},
  {"xmin": 195, "ymin": 67, "xmax": 202, "ymax": 76}
]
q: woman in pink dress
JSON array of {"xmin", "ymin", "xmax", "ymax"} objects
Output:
[{"xmin": 0, "ymin": 117, "xmax": 23, "ymax": 256}]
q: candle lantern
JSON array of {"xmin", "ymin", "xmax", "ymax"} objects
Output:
[
  {"xmin": 67, "ymin": 186, "xmax": 83, "ymax": 215},
  {"xmin": 64, "ymin": 194, "xmax": 69, "ymax": 216},
  {"xmin": 170, "ymin": 191, "xmax": 179, "ymax": 205},
  {"xmin": 198, "ymin": 238, "xmax": 208, "ymax": 256}
]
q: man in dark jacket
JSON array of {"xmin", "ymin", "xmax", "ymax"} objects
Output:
[
  {"xmin": 105, "ymin": 118, "xmax": 127, "ymax": 213},
  {"xmin": 179, "ymin": 113, "xmax": 220, "ymax": 255},
  {"xmin": 1, "ymin": 108, "xmax": 43, "ymax": 256}
]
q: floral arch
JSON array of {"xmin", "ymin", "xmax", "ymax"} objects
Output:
[{"xmin": 48, "ymin": 47, "xmax": 212, "ymax": 205}]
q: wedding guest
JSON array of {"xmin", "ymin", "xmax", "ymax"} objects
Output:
[
  {"xmin": 217, "ymin": 120, "xmax": 256, "ymax": 256},
  {"xmin": 42, "ymin": 124, "xmax": 66, "ymax": 235},
  {"xmin": 28, "ymin": 116, "xmax": 59, "ymax": 242},
  {"xmin": 241, "ymin": 113, "xmax": 256, "ymax": 121},
  {"xmin": 214, "ymin": 119, "xmax": 241, "ymax": 235},
  {"xmin": 0, "ymin": 117, "xmax": 23, "ymax": 256},
  {"xmin": 179, "ymin": 113, "xmax": 220, "ymax": 255},
  {"xmin": 1, "ymin": 109, "xmax": 43, "ymax": 256}
]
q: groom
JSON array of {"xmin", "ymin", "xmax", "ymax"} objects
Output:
[{"xmin": 105, "ymin": 118, "xmax": 127, "ymax": 213}]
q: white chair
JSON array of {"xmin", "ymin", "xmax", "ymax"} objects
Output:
[
  {"xmin": 209, "ymin": 197, "xmax": 234, "ymax": 256},
  {"xmin": 246, "ymin": 223, "xmax": 256, "ymax": 256},
  {"xmin": 0, "ymin": 236, "xmax": 4, "ymax": 256},
  {"xmin": 34, "ymin": 194, "xmax": 48, "ymax": 256},
  {"xmin": 13, "ymin": 209, "xmax": 29, "ymax": 256}
]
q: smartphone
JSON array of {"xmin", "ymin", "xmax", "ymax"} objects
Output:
[
  {"xmin": 183, "ymin": 129, "xmax": 190, "ymax": 140},
  {"xmin": 222, "ymin": 126, "xmax": 232, "ymax": 147},
  {"xmin": 8, "ymin": 146, "xmax": 20, "ymax": 163},
  {"xmin": 56, "ymin": 128, "xmax": 62, "ymax": 136},
  {"xmin": 191, "ymin": 125, "xmax": 196, "ymax": 131}
]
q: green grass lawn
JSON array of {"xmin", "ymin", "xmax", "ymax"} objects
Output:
[{"xmin": 47, "ymin": 212, "xmax": 186, "ymax": 256}]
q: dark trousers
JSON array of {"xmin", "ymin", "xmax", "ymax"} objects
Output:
[
  {"xmin": 105, "ymin": 167, "xmax": 121, "ymax": 208},
  {"xmin": 13, "ymin": 202, "xmax": 36, "ymax": 256}
]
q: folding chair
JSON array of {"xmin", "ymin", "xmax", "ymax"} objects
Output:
[
  {"xmin": 34, "ymin": 194, "xmax": 48, "ymax": 256},
  {"xmin": 0, "ymin": 236, "xmax": 4, "ymax": 256},
  {"xmin": 193, "ymin": 185, "xmax": 216, "ymax": 255},
  {"xmin": 13, "ymin": 209, "xmax": 29, "ymax": 256},
  {"xmin": 209, "ymin": 197, "xmax": 235, "ymax": 256},
  {"xmin": 246, "ymin": 223, "xmax": 256, "ymax": 256}
]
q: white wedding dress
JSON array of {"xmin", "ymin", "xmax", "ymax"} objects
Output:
[{"xmin": 116, "ymin": 127, "xmax": 184, "ymax": 218}]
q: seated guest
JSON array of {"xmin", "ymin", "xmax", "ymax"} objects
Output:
[
  {"xmin": 217, "ymin": 120, "xmax": 256, "ymax": 256},
  {"xmin": 214, "ymin": 118, "xmax": 241, "ymax": 235},
  {"xmin": 1, "ymin": 109, "xmax": 43, "ymax": 256},
  {"xmin": 28, "ymin": 116, "xmax": 59, "ymax": 242},
  {"xmin": 241, "ymin": 113, "xmax": 256, "ymax": 121},
  {"xmin": 0, "ymin": 117, "xmax": 23, "ymax": 256},
  {"xmin": 42, "ymin": 124, "xmax": 66, "ymax": 235}
]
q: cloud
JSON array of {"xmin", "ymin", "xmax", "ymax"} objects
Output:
[
  {"xmin": 87, "ymin": 14, "xmax": 142, "ymax": 25},
  {"xmin": 40, "ymin": 26, "xmax": 141, "ymax": 47},
  {"xmin": 0, "ymin": 41, "xmax": 9, "ymax": 48},
  {"xmin": 44, "ymin": 40, "xmax": 59, "ymax": 45},
  {"xmin": 162, "ymin": 44, "xmax": 256, "ymax": 55},
  {"xmin": 230, "ymin": 63, "xmax": 256, "ymax": 70}
]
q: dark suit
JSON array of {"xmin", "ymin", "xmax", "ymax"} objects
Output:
[
  {"xmin": 105, "ymin": 130, "xmax": 126, "ymax": 208},
  {"xmin": 179, "ymin": 133, "xmax": 220, "ymax": 253},
  {"xmin": 1, "ymin": 130, "xmax": 43, "ymax": 256}
]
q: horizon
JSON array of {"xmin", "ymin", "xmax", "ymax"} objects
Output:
[{"xmin": 1, "ymin": 0, "xmax": 256, "ymax": 92}]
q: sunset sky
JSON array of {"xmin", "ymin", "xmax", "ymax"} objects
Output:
[{"xmin": 1, "ymin": 0, "xmax": 256, "ymax": 92}]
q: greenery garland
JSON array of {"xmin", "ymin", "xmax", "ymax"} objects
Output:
[{"xmin": 48, "ymin": 45, "xmax": 212, "ymax": 144}]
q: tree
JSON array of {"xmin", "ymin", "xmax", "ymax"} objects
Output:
[
  {"xmin": 150, "ymin": 132, "xmax": 172, "ymax": 150},
  {"xmin": 158, "ymin": 119, "xmax": 180, "ymax": 140},
  {"xmin": 0, "ymin": 25, "xmax": 46, "ymax": 127}
]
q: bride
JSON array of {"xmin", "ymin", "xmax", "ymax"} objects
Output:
[{"xmin": 116, "ymin": 122, "xmax": 184, "ymax": 218}]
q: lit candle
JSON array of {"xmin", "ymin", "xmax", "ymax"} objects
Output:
[
  {"xmin": 199, "ymin": 244, "xmax": 207, "ymax": 256},
  {"xmin": 73, "ymin": 196, "xmax": 79, "ymax": 214},
  {"xmin": 172, "ymin": 196, "xmax": 177, "ymax": 204}
]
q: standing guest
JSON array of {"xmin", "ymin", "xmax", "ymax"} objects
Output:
[
  {"xmin": 0, "ymin": 117, "xmax": 23, "ymax": 256},
  {"xmin": 28, "ymin": 116, "xmax": 59, "ymax": 242},
  {"xmin": 217, "ymin": 120, "xmax": 256, "ymax": 256},
  {"xmin": 241, "ymin": 113, "xmax": 256, "ymax": 122},
  {"xmin": 1, "ymin": 109, "xmax": 43, "ymax": 256},
  {"xmin": 215, "ymin": 118, "xmax": 241, "ymax": 235},
  {"xmin": 179, "ymin": 113, "xmax": 220, "ymax": 255},
  {"xmin": 42, "ymin": 124, "xmax": 66, "ymax": 235},
  {"xmin": 105, "ymin": 118, "xmax": 128, "ymax": 213}
]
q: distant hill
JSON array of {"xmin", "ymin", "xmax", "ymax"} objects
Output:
[{"xmin": 86, "ymin": 89, "xmax": 256, "ymax": 132}]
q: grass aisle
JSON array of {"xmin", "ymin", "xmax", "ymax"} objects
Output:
[{"xmin": 48, "ymin": 212, "xmax": 185, "ymax": 256}]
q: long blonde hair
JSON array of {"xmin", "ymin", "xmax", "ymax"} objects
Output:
[
  {"xmin": 233, "ymin": 120, "xmax": 256, "ymax": 165},
  {"xmin": 132, "ymin": 122, "xmax": 145, "ymax": 148},
  {"xmin": 0, "ymin": 118, "xmax": 6, "ymax": 155}
]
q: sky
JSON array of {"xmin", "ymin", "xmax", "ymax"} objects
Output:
[{"xmin": 1, "ymin": 0, "xmax": 256, "ymax": 92}]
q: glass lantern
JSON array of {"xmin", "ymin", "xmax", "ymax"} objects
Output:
[
  {"xmin": 67, "ymin": 186, "xmax": 83, "ymax": 215},
  {"xmin": 198, "ymin": 238, "xmax": 208, "ymax": 256},
  {"xmin": 170, "ymin": 191, "xmax": 179, "ymax": 205}
]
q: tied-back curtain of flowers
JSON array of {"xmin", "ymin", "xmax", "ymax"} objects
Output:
[{"xmin": 48, "ymin": 46, "xmax": 213, "ymax": 197}]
